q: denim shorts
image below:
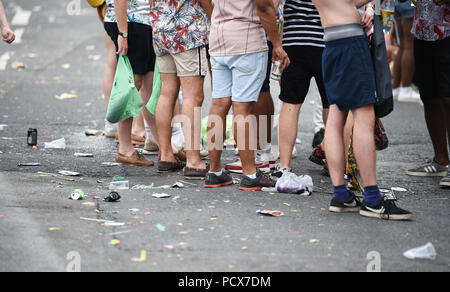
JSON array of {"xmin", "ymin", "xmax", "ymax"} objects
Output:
[
  {"xmin": 394, "ymin": 1, "xmax": 415, "ymax": 20},
  {"xmin": 211, "ymin": 51, "xmax": 268, "ymax": 102}
]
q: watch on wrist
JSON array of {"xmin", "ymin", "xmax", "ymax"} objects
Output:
[{"xmin": 119, "ymin": 32, "xmax": 128, "ymax": 38}]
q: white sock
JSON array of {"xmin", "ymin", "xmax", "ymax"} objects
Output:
[
  {"xmin": 144, "ymin": 120, "xmax": 156, "ymax": 142},
  {"xmin": 246, "ymin": 172, "xmax": 257, "ymax": 179},
  {"xmin": 209, "ymin": 171, "xmax": 223, "ymax": 176}
]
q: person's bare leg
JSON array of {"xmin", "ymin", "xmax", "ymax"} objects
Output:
[
  {"xmin": 278, "ymin": 102, "xmax": 301, "ymax": 168},
  {"xmin": 103, "ymin": 32, "xmax": 117, "ymax": 110},
  {"xmin": 392, "ymin": 19, "xmax": 404, "ymax": 90},
  {"xmin": 156, "ymin": 73, "xmax": 180, "ymax": 163},
  {"xmin": 444, "ymin": 98, "xmax": 450, "ymax": 147},
  {"xmin": 324, "ymin": 105, "xmax": 348, "ymax": 187},
  {"xmin": 351, "ymin": 104, "xmax": 377, "ymax": 187},
  {"xmin": 254, "ymin": 91, "xmax": 274, "ymax": 150},
  {"xmin": 179, "ymin": 76, "xmax": 206, "ymax": 169},
  {"xmin": 208, "ymin": 98, "xmax": 232, "ymax": 172},
  {"xmin": 424, "ymin": 99, "xmax": 450, "ymax": 166},
  {"xmin": 118, "ymin": 74, "xmax": 144, "ymax": 156},
  {"xmin": 233, "ymin": 102, "xmax": 257, "ymax": 176},
  {"xmin": 132, "ymin": 113, "xmax": 146, "ymax": 138},
  {"xmin": 139, "ymin": 70, "xmax": 160, "ymax": 146},
  {"xmin": 400, "ymin": 18, "xmax": 415, "ymax": 88}
]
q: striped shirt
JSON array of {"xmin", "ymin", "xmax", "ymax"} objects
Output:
[{"xmin": 282, "ymin": 0, "xmax": 324, "ymax": 48}]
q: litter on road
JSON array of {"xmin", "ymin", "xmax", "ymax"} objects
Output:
[
  {"xmin": 257, "ymin": 210, "xmax": 285, "ymax": 217},
  {"xmin": 403, "ymin": 242, "xmax": 437, "ymax": 260}
]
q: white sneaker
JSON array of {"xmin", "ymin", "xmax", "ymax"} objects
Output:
[
  {"xmin": 225, "ymin": 159, "xmax": 273, "ymax": 174},
  {"xmin": 393, "ymin": 87, "xmax": 400, "ymax": 100},
  {"xmin": 398, "ymin": 87, "xmax": 421, "ymax": 103},
  {"xmin": 104, "ymin": 120, "xmax": 117, "ymax": 137}
]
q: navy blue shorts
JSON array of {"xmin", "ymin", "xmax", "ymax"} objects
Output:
[{"xmin": 322, "ymin": 35, "xmax": 376, "ymax": 111}]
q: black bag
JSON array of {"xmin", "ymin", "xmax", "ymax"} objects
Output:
[{"xmin": 370, "ymin": 14, "xmax": 394, "ymax": 118}]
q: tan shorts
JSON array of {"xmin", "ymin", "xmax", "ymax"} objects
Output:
[{"xmin": 158, "ymin": 46, "xmax": 209, "ymax": 77}]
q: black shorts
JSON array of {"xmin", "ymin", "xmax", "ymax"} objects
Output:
[
  {"xmin": 261, "ymin": 41, "xmax": 273, "ymax": 93},
  {"xmin": 279, "ymin": 46, "xmax": 329, "ymax": 108},
  {"xmin": 104, "ymin": 22, "xmax": 156, "ymax": 75},
  {"xmin": 414, "ymin": 37, "xmax": 450, "ymax": 100}
]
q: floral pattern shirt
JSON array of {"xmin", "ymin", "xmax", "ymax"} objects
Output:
[
  {"xmin": 150, "ymin": 0, "xmax": 209, "ymax": 56},
  {"xmin": 412, "ymin": 0, "xmax": 450, "ymax": 41},
  {"xmin": 104, "ymin": 0, "xmax": 151, "ymax": 26}
]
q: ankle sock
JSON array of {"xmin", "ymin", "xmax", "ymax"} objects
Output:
[
  {"xmin": 209, "ymin": 171, "xmax": 223, "ymax": 177},
  {"xmin": 246, "ymin": 172, "xmax": 257, "ymax": 180},
  {"xmin": 363, "ymin": 185, "xmax": 382, "ymax": 206},
  {"xmin": 333, "ymin": 185, "xmax": 351, "ymax": 201}
]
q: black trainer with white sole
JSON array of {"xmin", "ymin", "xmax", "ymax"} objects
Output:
[
  {"xmin": 329, "ymin": 193, "xmax": 362, "ymax": 213},
  {"xmin": 360, "ymin": 195, "xmax": 412, "ymax": 221}
]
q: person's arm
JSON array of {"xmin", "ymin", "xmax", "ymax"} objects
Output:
[
  {"xmin": 254, "ymin": 0, "xmax": 290, "ymax": 71},
  {"xmin": 0, "ymin": 0, "xmax": 15, "ymax": 44},
  {"xmin": 354, "ymin": 0, "xmax": 372, "ymax": 8},
  {"xmin": 199, "ymin": 0, "xmax": 213, "ymax": 20},
  {"xmin": 114, "ymin": 0, "xmax": 128, "ymax": 56},
  {"xmin": 272, "ymin": 0, "xmax": 281, "ymax": 8}
]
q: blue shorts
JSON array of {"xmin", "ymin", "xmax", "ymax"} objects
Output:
[
  {"xmin": 211, "ymin": 51, "xmax": 268, "ymax": 103},
  {"xmin": 322, "ymin": 35, "xmax": 376, "ymax": 111},
  {"xmin": 394, "ymin": 1, "xmax": 415, "ymax": 19}
]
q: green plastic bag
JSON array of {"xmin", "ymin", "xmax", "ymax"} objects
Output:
[
  {"xmin": 106, "ymin": 55, "xmax": 144, "ymax": 123},
  {"xmin": 146, "ymin": 58, "xmax": 161, "ymax": 115}
]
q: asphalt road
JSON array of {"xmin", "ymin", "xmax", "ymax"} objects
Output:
[{"xmin": 0, "ymin": 0, "xmax": 449, "ymax": 272}]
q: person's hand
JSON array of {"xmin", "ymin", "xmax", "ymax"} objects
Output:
[
  {"xmin": 1, "ymin": 26, "xmax": 15, "ymax": 44},
  {"xmin": 117, "ymin": 35, "xmax": 128, "ymax": 56},
  {"xmin": 361, "ymin": 9, "xmax": 374, "ymax": 30},
  {"xmin": 272, "ymin": 45, "xmax": 290, "ymax": 71}
]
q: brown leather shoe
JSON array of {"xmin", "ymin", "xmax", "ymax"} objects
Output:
[
  {"xmin": 183, "ymin": 165, "xmax": 209, "ymax": 180},
  {"xmin": 116, "ymin": 151, "xmax": 154, "ymax": 167},
  {"xmin": 158, "ymin": 160, "xmax": 186, "ymax": 172}
]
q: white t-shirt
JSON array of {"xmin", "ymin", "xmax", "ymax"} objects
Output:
[{"xmin": 104, "ymin": 0, "xmax": 151, "ymax": 26}]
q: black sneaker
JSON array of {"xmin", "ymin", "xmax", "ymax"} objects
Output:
[
  {"xmin": 321, "ymin": 162, "xmax": 330, "ymax": 177},
  {"xmin": 204, "ymin": 171, "xmax": 233, "ymax": 188},
  {"xmin": 312, "ymin": 128, "xmax": 325, "ymax": 149},
  {"xmin": 329, "ymin": 192, "xmax": 362, "ymax": 213},
  {"xmin": 239, "ymin": 169, "xmax": 275, "ymax": 191},
  {"xmin": 309, "ymin": 144, "xmax": 326, "ymax": 166},
  {"xmin": 360, "ymin": 195, "xmax": 412, "ymax": 221}
]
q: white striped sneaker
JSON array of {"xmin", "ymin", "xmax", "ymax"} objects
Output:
[{"xmin": 406, "ymin": 160, "xmax": 448, "ymax": 177}]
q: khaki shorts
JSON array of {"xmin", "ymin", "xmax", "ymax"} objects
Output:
[{"xmin": 158, "ymin": 46, "xmax": 209, "ymax": 77}]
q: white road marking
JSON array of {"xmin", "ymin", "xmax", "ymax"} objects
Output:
[
  {"xmin": 13, "ymin": 28, "xmax": 25, "ymax": 44},
  {"xmin": 11, "ymin": 10, "xmax": 32, "ymax": 26},
  {"xmin": 0, "ymin": 51, "xmax": 14, "ymax": 71}
]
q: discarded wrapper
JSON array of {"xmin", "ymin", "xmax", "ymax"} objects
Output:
[
  {"xmin": 58, "ymin": 170, "xmax": 81, "ymax": 176},
  {"xmin": 74, "ymin": 153, "xmax": 94, "ymax": 157},
  {"xmin": 257, "ymin": 210, "xmax": 285, "ymax": 217},
  {"xmin": 85, "ymin": 129, "xmax": 102, "ymax": 136},
  {"xmin": 44, "ymin": 137, "xmax": 66, "ymax": 149},
  {"xmin": 152, "ymin": 193, "xmax": 171, "ymax": 198},
  {"xmin": 18, "ymin": 163, "xmax": 41, "ymax": 167}
]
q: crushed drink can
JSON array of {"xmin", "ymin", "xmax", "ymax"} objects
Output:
[
  {"xmin": 270, "ymin": 61, "xmax": 283, "ymax": 81},
  {"xmin": 27, "ymin": 128, "xmax": 38, "ymax": 146},
  {"xmin": 104, "ymin": 192, "xmax": 121, "ymax": 202},
  {"xmin": 70, "ymin": 189, "xmax": 85, "ymax": 200}
]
